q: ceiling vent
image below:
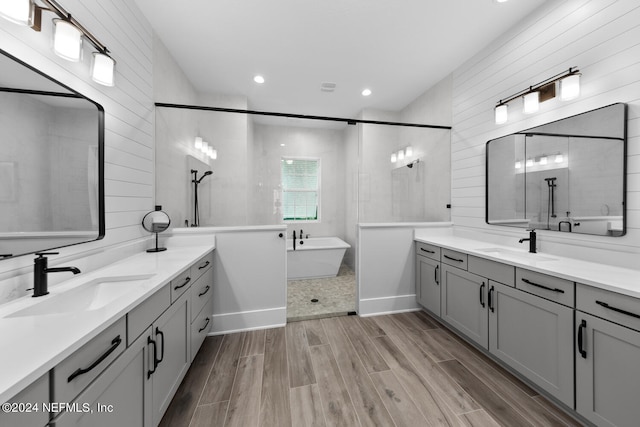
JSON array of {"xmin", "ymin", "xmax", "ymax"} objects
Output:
[{"xmin": 320, "ymin": 82, "xmax": 337, "ymax": 93}]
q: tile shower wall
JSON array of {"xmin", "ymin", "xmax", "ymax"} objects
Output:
[
  {"xmin": 0, "ymin": 0, "xmax": 155, "ymax": 286},
  {"xmin": 451, "ymin": 0, "xmax": 640, "ymax": 268}
]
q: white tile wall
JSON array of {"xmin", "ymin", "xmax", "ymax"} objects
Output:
[{"xmin": 451, "ymin": 0, "xmax": 640, "ymax": 268}]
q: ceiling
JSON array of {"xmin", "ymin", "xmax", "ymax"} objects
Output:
[{"xmin": 136, "ymin": 0, "xmax": 547, "ymax": 121}]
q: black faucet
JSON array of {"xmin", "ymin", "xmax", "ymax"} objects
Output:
[
  {"xmin": 292, "ymin": 230, "xmax": 296, "ymax": 251},
  {"xmin": 558, "ymin": 221, "xmax": 572, "ymax": 232},
  {"xmin": 300, "ymin": 229, "xmax": 303, "ymax": 240},
  {"xmin": 518, "ymin": 229, "xmax": 537, "ymax": 254},
  {"xmin": 32, "ymin": 252, "xmax": 81, "ymax": 297}
]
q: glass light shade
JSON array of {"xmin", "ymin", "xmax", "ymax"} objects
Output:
[
  {"xmin": 539, "ymin": 156, "xmax": 548, "ymax": 165},
  {"xmin": 53, "ymin": 19, "xmax": 83, "ymax": 62},
  {"xmin": 91, "ymin": 52, "xmax": 116, "ymax": 86},
  {"xmin": 555, "ymin": 154, "xmax": 564, "ymax": 163},
  {"xmin": 362, "ymin": 88, "xmax": 372, "ymax": 96},
  {"xmin": 560, "ymin": 74, "xmax": 580, "ymax": 100},
  {"xmin": 0, "ymin": 0, "xmax": 33, "ymax": 25},
  {"xmin": 211, "ymin": 149, "xmax": 217, "ymax": 160},
  {"xmin": 523, "ymin": 92, "xmax": 539, "ymax": 114},
  {"xmin": 194, "ymin": 137, "xmax": 203, "ymax": 150},
  {"xmin": 526, "ymin": 159, "xmax": 534, "ymax": 167},
  {"xmin": 495, "ymin": 104, "xmax": 508, "ymax": 124},
  {"xmin": 397, "ymin": 150, "xmax": 405, "ymax": 160},
  {"xmin": 515, "ymin": 161, "xmax": 522, "ymax": 169},
  {"xmin": 405, "ymin": 146, "xmax": 413, "ymax": 157},
  {"xmin": 390, "ymin": 153, "xmax": 397, "ymax": 163},
  {"xmin": 201, "ymin": 141, "xmax": 208, "ymax": 153}
]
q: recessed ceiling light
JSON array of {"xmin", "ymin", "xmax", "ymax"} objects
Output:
[
  {"xmin": 362, "ymin": 88, "xmax": 372, "ymax": 96},
  {"xmin": 495, "ymin": 0, "xmax": 509, "ymax": 3},
  {"xmin": 254, "ymin": 75, "xmax": 265, "ymax": 84}
]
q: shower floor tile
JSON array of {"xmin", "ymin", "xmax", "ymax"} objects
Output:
[{"xmin": 287, "ymin": 264, "xmax": 356, "ymax": 322}]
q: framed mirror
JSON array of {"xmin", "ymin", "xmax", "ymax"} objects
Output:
[
  {"xmin": 486, "ymin": 103, "xmax": 626, "ymax": 236},
  {"xmin": 0, "ymin": 49, "xmax": 105, "ymax": 259}
]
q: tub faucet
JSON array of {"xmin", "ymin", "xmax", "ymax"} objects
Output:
[
  {"xmin": 31, "ymin": 252, "xmax": 81, "ymax": 297},
  {"xmin": 300, "ymin": 230, "xmax": 304, "ymax": 240},
  {"xmin": 518, "ymin": 229, "xmax": 537, "ymax": 254},
  {"xmin": 558, "ymin": 221, "xmax": 572, "ymax": 232},
  {"xmin": 292, "ymin": 230, "xmax": 296, "ymax": 251}
]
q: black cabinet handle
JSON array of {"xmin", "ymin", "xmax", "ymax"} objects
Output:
[
  {"xmin": 521, "ymin": 278, "xmax": 564, "ymax": 294},
  {"xmin": 443, "ymin": 254, "xmax": 464, "ymax": 263},
  {"xmin": 68, "ymin": 335, "xmax": 122, "ymax": 382},
  {"xmin": 174, "ymin": 276, "xmax": 191, "ymax": 290},
  {"xmin": 147, "ymin": 336, "xmax": 157, "ymax": 379},
  {"xmin": 488, "ymin": 286, "xmax": 495, "ymax": 312},
  {"xmin": 578, "ymin": 319, "xmax": 587, "ymax": 359},
  {"xmin": 434, "ymin": 265, "xmax": 439, "ymax": 286},
  {"xmin": 420, "ymin": 247, "xmax": 435, "ymax": 254},
  {"xmin": 198, "ymin": 261, "xmax": 210, "ymax": 270},
  {"xmin": 199, "ymin": 285, "xmax": 211, "ymax": 297},
  {"xmin": 278, "ymin": 233, "xmax": 283, "ymax": 238},
  {"xmin": 199, "ymin": 317, "xmax": 211, "ymax": 333},
  {"xmin": 155, "ymin": 327, "xmax": 165, "ymax": 364},
  {"xmin": 479, "ymin": 282, "xmax": 485, "ymax": 308},
  {"xmin": 596, "ymin": 300, "xmax": 640, "ymax": 319}
]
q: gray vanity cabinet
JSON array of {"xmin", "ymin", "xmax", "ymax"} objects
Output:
[
  {"xmin": 415, "ymin": 242, "xmax": 441, "ymax": 316},
  {"xmin": 576, "ymin": 285, "xmax": 640, "ymax": 427},
  {"xmin": 0, "ymin": 373, "xmax": 49, "ymax": 427},
  {"xmin": 440, "ymin": 264, "xmax": 489, "ymax": 349},
  {"xmin": 55, "ymin": 328, "xmax": 153, "ymax": 427},
  {"xmin": 489, "ymin": 281, "xmax": 574, "ymax": 407}
]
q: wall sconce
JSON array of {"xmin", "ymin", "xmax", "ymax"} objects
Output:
[
  {"xmin": 0, "ymin": 0, "xmax": 116, "ymax": 87},
  {"xmin": 494, "ymin": 67, "xmax": 580, "ymax": 124}
]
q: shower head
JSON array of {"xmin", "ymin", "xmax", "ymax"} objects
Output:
[{"xmin": 196, "ymin": 170, "xmax": 213, "ymax": 184}]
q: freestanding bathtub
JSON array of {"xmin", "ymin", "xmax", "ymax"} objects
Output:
[{"xmin": 287, "ymin": 237, "xmax": 351, "ymax": 280}]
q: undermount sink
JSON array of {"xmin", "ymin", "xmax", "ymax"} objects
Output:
[
  {"xmin": 476, "ymin": 248, "xmax": 558, "ymax": 262},
  {"xmin": 6, "ymin": 274, "xmax": 154, "ymax": 318}
]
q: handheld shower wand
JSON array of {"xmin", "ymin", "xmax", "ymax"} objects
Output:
[{"xmin": 191, "ymin": 169, "xmax": 213, "ymax": 227}]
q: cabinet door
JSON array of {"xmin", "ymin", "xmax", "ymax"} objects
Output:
[
  {"xmin": 576, "ymin": 312, "xmax": 640, "ymax": 427},
  {"xmin": 55, "ymin": 328, "xmax": 152, "ymax": 427},
  {"xmin": 440, "ymin": 264, "xmax": 488, "ymax": 349},
  {"xmin": 489, "ymin": 282, "xmax": 573, "ymax": 407},
  {"xmin": 151, "ymin": 291, "xmax": 190, "ymax": 427},
  {"xmin": 416, "ymin": 255, "xmax": 440, "ymax": 316}
]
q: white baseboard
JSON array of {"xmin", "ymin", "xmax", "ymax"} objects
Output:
[
  {"xmin": 358, "ymin": 294, "xmax": 420, "ymax": 317},
  {"xmin": 208, "ymin": 306, "xmax": 287, "ymax": 335}
]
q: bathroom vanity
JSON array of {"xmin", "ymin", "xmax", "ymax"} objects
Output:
[
  {"xmin": 0, "ymin": 245, "xmax": 214, "ymax": 427},
  {"xmin": 415, "ymin": 232, "xmax": 640, "ymax": 427}
]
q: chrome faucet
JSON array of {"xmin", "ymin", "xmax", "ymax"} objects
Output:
[
  {"xmin": 518, "ymin": 229, "xmax": 537, "ymax": 254},
  {"xmin": 32, "ymin": 252, "xmax": 81, "ymax": 297}
]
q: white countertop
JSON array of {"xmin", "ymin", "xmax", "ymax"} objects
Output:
[
  {"xmin": 414, "ymin": 230, "xmax": 640, "ymax": 299},
  {"xmin": 0, "ymin": 243, "xmax": 215, "ymax": 403}
]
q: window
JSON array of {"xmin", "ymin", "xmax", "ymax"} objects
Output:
[{"xmin": 281, "ymin": 158, "xmax": 320, "ymax": 221}]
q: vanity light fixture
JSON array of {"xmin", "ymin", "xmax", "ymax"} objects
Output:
[
  {"xmin": 201, "ymin": 141, "xmax": 209, "ymax": 153},
  {"xmin": 0, "ymin": 0, "xmax": 117, "ymax": 87},
  {"xmin": 525, "ymin": 158, "xmax": 534, "ymax": 167},
  {"xmin": 405, "ymin": 146, "xmax": 413, "ymax": 157},
  {"xmin": 555, "ymin": 153, "xmax": 564, "ymax": 163},
  {"xmin": 390, "ymin": 153, "xmax": 397, "ymax": 163},
  {"xmin": 515, "ymin": 161, "xmax": 522, "ymax": 169},
  {"xmin": 210, "ymin": 149, "xmax": 218, "ymax": 160},
  {"xmin": 397, "ymin": 149, "xmax": 405, "ymax": 161},
  {"xmin": 539, "ymin": 156, "xmax": 548, "ymax": 165},
  {"xmin": 194, "ymin": 137, "xmax": 203, "ymax": 150},
  {"xmin": 494, "ymin": 67, "xmax": 580, "ymax": 124}
]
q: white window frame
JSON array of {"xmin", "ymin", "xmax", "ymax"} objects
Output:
[{"xmin": 281, "ymin": 156, "xmax": 321, "ymax": 223}]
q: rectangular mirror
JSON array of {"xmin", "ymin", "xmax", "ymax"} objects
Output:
[
  {"xmin": 486, "ymin": 103, "xmax": 626, "ymax": 236},
  {"xmin": 0, "ymin": 49, "xmax": 105, "ymax": 259}
]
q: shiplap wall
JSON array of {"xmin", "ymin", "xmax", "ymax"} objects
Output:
[
  {"xmin": 0, "ymin": 0, "xmax": 154, "ymax": 275},
  {"xmin": 451, "ymin": 0, "xmax": 640, "ymax": 268}
]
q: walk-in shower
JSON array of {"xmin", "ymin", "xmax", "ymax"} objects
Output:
[{"xmin": 191, "ymin": 169, "xmax": 212, "ymax": 227}]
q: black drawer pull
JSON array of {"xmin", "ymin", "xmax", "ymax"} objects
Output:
[
  {"xmin": 68, "ymin": 335, "xmax": 122, "ymax": 382},
  {"xmin": 420, "ymin": 247, "xmax": 435, "ymax": 254},
  {"xmin": 198, "ymin": 261, "xmax": 210, "ymax": 270},
  {"xmin": 521, "ymin": 278, "xmax": 564, "ymax": 294},
  {"xmin": 443, "ymin": 254, "xmax": 464, "ymax": 263},
  {"xmin": 434, "ymin": 265, "xmax": 439, "ymax": 286},
  {"xmin": 199, "ymin": 285, "xmax": 211, "ymax": 297},
  {"xmin": 147, "ymin": 336, "xmax": 157, "ymax": 379},
  {"xmin": 199, "ymin": 317, "xmax": 211, "ymax": 333},
  {"xmin": 155, "ymin": 327, "xmax": 165, "ymax": 364},
  {"xmin": 596, "ymin": 300, "xmax": 640, "ymax": 319},
  {"xmin": 488, "ymin": 285, "xmax": 495, "ymax": 312},
  {"xmin": 479, "ymin": 282, "xmax": 485, "ymax": 308},
  {"xmin": 174, "ymin": 276, "xmax": 191, "ymax": 290},
  {"xmin": 578, "ymin": 319, "xmax": 587, "ymax": 359}
]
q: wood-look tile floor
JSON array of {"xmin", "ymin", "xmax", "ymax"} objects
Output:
[{"xmin": 160, "ymin": 311, "xmax": 584, "ymax": 427}]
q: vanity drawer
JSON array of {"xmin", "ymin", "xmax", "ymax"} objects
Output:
[
  {"xmin": 416, "ymin": 242, "xmax": 440, "ymax": 261},
  {"xmin": 0, "ymin": 373, "xmax": 49, "ymax": 427},
  {"xmin": 468, "ymin": 256, "xmax": 514, "ymax": 287},
  {"xmin": 54, "ymin": 317, "xmax": 127, "ymax": 405},
  {"xmin": 171, "ymin": 268, "xmax": 192, "ymax": 303},
  {"xmin": 191, "ymin": 303, "xmax": 213, "ymax": 360},
  {"xmin": 516, "ymin": 268, "xmax": 574, "ymax": 307},
  {"xmin": 191, "ymin": 267, "xmax": 214, "ymax": 322},
  {"xmin": 577, "ymin": 284, "xmax": 640, "ymax": 332},
  {"xmin": 441, "ymin": 248, "xmax": 468, "ymax": 270},
  {"xmin": 191, "ymin": 251, "xmax": 214, "ymax": 283},
  {"xmin": 127, "ymin": 283, "xmax": 170, "ymax": 346}
]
